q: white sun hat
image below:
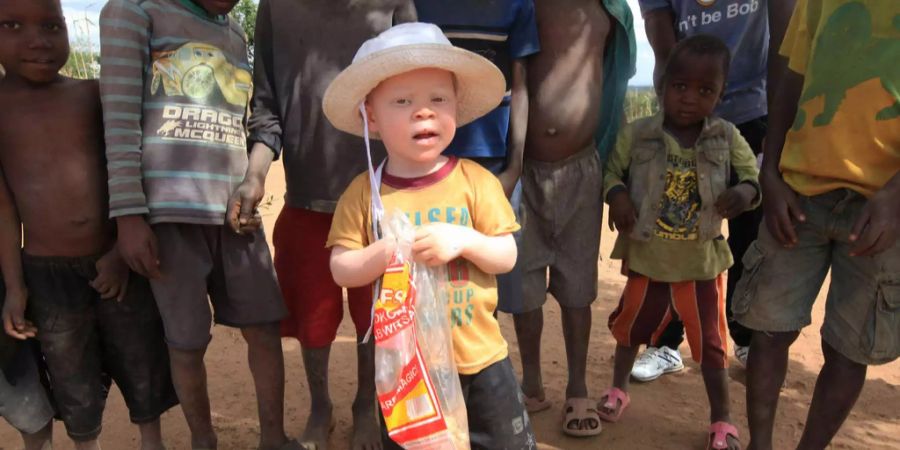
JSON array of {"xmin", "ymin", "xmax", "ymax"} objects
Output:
[{"xmin": 322, "ymin": 22, "xmax": 506, "ymax": 138}]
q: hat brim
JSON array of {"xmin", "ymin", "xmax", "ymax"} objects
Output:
[{"xmin": 322, "ymin": 44, "xmax": 506, "ymax": 138}]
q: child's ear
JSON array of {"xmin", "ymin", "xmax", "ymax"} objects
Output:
[{"xmin": 364, "ymin": 101, "xmax": 379, "ymax": 133}]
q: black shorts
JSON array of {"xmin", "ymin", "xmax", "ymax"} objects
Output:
[
  {"xmin": 383, "ymin": 357, "xmax": 536, "ymax": 450},
  {"xmin": 24, "ymin": 253, "xmax": 178, "ymax": 441}
]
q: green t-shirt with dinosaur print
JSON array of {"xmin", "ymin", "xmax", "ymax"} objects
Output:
[{"xmin": 779, "ymin": 0, "xmax": 899, "ymax": 198}]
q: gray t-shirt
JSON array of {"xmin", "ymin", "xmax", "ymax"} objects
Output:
[
  {"xmin": 639, "ymin": 0, "xmax": 769, "ymax": 125},
  {"xmin": 248, "ymin": 0, "xmax": 416, "ymax": 212}
]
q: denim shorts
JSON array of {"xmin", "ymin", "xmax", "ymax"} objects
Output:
[{"xmin": 733, "ymin": 189, "xmax": 900, "ymax": 365}]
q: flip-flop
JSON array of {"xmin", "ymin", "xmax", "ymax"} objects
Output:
[
  {"xmin": 524, "ymin": 394, "xmax": 552, "ymax": 414},
  {"xmin": 562, "ymin": 397, "xmax": 602, "ymax": 437},
  {"xmin": 708, "ymin": 422, "xmax": 740, "ymax": 450},
  {"xmin": 597, "ymin": 387, "xmax": 630, "ymax": 423}
]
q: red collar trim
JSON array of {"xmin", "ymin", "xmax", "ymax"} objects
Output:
[{"xmin": 382, "ymin": 157, "xmax": 458, "ymax": 189}]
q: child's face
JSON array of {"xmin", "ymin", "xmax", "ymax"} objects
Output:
[
  {"xmin": 662, "ymin": 53, "xmax": 725, "ymax": 128},
  {"xmin": 194, "ymin": 0, "xmax": 240, "ymax": 16},
  {"xmin": 365, "ymin": 68, "xmax": 458, "ymax": 167},
  {"xmin": 0, "ymin": 0, "xmax": 69, "ymax": 84}
]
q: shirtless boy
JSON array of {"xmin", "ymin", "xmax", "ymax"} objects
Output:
[
  {"xmin": 0, "ymin": 1, "xmax": 176, "ymax": 449},
  {"xmin": 513, "ymin": 0, "xmax": 635, "ymax": 437}
]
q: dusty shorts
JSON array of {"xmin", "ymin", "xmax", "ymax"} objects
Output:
[
  {"xmin": 733, "ymin": 189, "xmax": 900, "ymax": 365},
  {"xmin": 383, "ymin": 357, "xmax": 536, "ymax": 450},
  {"xmin": 274, "ymin": 207, "xmax": 373, "ymax": 348},
  {"xmin": 0, "ymin": 340, "xmax": 55, "ymax": 435},
  {"xmin": 150, "ymin": 224, "xmax": 287, "ymax": 350},
  {"xmin": 609, "ymin": 273, "xmax": 729, "ymax": 369},
  {"xmin": 24, "ymin": 253, "xmax": 177, "ymax": 441},
  {"xmin": 520, "ymin": 145, "xmax": 603, "ymax": 312}
]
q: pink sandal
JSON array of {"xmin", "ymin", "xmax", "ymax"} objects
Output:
[
  {"xmin": 708, "ymin": 422, "xmax": 740, "ymax": 449},
  {"xmin": 597, "ymin": 387, "xmax": 630, "ymax": 423}
]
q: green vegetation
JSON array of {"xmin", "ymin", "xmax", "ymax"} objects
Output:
[{"xmin": 624, "ymin": 87, "xmax": 659, "ymax": 123}]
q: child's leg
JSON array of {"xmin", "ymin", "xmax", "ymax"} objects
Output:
[
  {"xmin": 167, "ymin": 347, "xmax": 216, "ymax": 448},
  {"xmin": 348, "ymin": 286, "xmax": 381, "ymax": 450},
  {"xmin": 561, "ymin": 305, "xmax": 592, "ymax": 398},
  {"xmin": 604, "ymin": 275, "xmax": 674, "ymax": 417},
  {"xmin": 241, "ymin": 323, "xmax": 290, "ymax": 450},
  {"xmin": 98, "ymin": 274, "xmax": 176, "ymax": 450},
  {"xmin": 796, "ymin": 339, "xmax": 867, "ymax": 450},
  {"xmin": 745, "ymin": 330, "xmax": 797, "ymax": 450},
  {"xmin": 512, "ymin": 307, "xmax": 545, "ymax": 401},
  {"xmin": 673, "ymin": 275, "xmax": 738, "ymax": 449},
  {"xmin": 274, "ymin": 208, "xmax": 357, "ymax": 449},
  {"xmin": 464, "ymin": 358, "xmax": 536, "ymax": 450},
  {"xmin": 21, "ymin": 421, "xmax": 52, "ymax": 450}
]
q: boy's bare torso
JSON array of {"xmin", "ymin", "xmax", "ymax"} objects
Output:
[
  {"xmin": 526, "ymin": 0, "xmax": 611, "ymax": 162},
  {"xmin": 0, "ymin": 78, "xmax": 111, "ymax": 257}
]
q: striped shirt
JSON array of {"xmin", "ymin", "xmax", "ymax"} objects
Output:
[{"xmin": 100, "ymin": 0, "xmax": 252, "ymax": 225}]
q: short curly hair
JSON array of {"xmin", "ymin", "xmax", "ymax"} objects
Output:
[{"xmin": 662, "ymin": 34, "xmax": 731, "ymax": 87}]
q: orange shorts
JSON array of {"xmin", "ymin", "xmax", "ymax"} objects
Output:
[
  {"xmin": 274, "ymin": 207, "xmax": 373, "ymax": 348},
  {"xmin": 608, "ymin": 273, "xmax": 729, "ymax": 369}
]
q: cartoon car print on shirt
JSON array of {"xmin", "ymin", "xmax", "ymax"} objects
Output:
[{"xmin": 150, "ymin": 42, "xmax": 252, "ymax": 107}]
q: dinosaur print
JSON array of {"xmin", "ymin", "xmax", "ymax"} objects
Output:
[{"xmin": 792, "ymin": 2, "xmax": 900, "ymax": 130}]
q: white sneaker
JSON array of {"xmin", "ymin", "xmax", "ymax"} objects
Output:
[
  {"xmin": 631, "ymin": 346, "xmax": 684, "ymax": 382},
  {"xmin": 734, "ymin": 345, "xmax": 750, "ymax": 368}
]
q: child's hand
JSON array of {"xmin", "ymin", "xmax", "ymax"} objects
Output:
[
  {"xmin": 715, "ymin": 183, "xmax": 757, "ymax": 219},
  {"xmin": 761, "ymin": 170, "xmax": 806, "ymax": 247},
  {"xmin": 91, "ymin": 248, "xmax": 130, "ymax": 302},
  {"xmin": 2, "ymin": 287, "xmax": 36, "ymax": 340},
  {"xmin": 116, "ymin": 215, "xmax": 162, "ymax": 279},
  {"xmin": 412, "ymin": 223, "xmax": 474, "ymax": 266},
  {"xmin": 227, "ymin": 177, "xmax": 264, "ymax": 235},
  {"xmin": 608, "ymin": 190, "xmax": 637, "ymax": 233},
  {"xmin": 849, "ymin": 186, "xmax": 900, "ymax": 257}
]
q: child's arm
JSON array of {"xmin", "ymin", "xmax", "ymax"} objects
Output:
[
  {"xmin": 330, "ymin": 239, "xmax": 397, "ymax": 288},
  {"xmin": 603, "ymin": 127, "xmax": 637, "ymax": 233},
  {"xmin": 498, "ymin": 58, "xmax": 528, "ymax": 198},
  {"xmin": 715, "ymin": 128, "xmax": 761, "ymax": 219},
  {"xmin": 641, "ymin": 4, "xmax": 677, "ymax": 90},
  {"xmin": 226, "ymin": 143, "xmax": 276, "ymax": 234},
  {"xmin": 413, "ymin": 223, "xmax": 516, "ymax": 275},
  {"xmin": 767, "ymin": 0, "xmax": 798, "ymax": 113},
  {"xmin": 393, "ymin": 0, "xmax": 417, "ymax": 24},
  {"xmin": 100, "ymin": 1, "xmax": 160, "ymax": 279},
  {"xmin": 0, "ymin": 170, "xmax": 35, "ymax": 340},
  {"xmin": 246, "ymin": 0, "xmax": 284, "ymax": 165}
]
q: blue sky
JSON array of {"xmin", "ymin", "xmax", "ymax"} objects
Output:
[{"xmin": 61, "ymin": 0, "xmax": 655, "ymax": 86}]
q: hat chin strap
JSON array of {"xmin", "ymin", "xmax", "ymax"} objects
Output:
[{"xmin": 361, "ymin": 102, "xmax": 386, "ymax": 344}]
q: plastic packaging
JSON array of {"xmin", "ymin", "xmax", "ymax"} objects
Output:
[{"xmin": 374, "ymin": 210, "xmax": 470, "ymax": 450}]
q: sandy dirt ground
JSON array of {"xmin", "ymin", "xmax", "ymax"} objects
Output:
[{"xmin": 2, "ymin": 161, "xmax": 898, "ymax": 450}]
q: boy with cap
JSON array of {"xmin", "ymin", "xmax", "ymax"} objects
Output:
[{"xmin": 323, "ymin": 23, "xmax": 536, "ymax": 450}]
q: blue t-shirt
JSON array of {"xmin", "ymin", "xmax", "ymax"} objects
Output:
[
  {"xmin": 415, "ymin": 0, "xmax": 540, "ymax": 159},
  {"xmin": 639, "ymin": 0, "xmax": 769, "ymax": 124}
]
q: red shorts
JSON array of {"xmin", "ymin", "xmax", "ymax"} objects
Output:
[
  {"xmin": 273, "ymin": 207, "xmax": 373, "ymax": 348},
  {"xmin": 608, "ymin": 273, "xmax": 729, "ymax": 369}
]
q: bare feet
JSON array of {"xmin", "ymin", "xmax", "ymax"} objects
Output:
[
  {"xmin": 351, "ymin": 397, "xmax": 383, "ymax": 450},
  {"xmin": 300, "ymin": 402, "xmax": 333, "ymax": 450}
]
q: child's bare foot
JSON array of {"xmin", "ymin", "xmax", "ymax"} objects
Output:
[
  {"xmin": 300, "ymin": 402, "xmax": 333, "ymax": 450},
  {"xmin": 351, "ymin": 397, "xmax": 382, "ymax": 450},
  {"xmin": 708, "ymin": 422, "xmax": 741, "ymax": 450}
]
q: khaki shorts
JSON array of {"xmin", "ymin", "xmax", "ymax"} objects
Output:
[
  {"xmin": 520, "ymin": 145, "xmax": 603, "ymax": 312},
  {"xmin": 733, "ymin": 189, "xmax": 900, "ymax": 365}
]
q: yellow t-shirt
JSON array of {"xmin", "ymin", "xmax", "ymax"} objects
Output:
[
  {"xmin": 778, "ymin": 0, "xmax": 900, "ymax": 198},
  {"xmin": 327, "ymin": 158, "xmax": 520, "ymax": 375}
]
